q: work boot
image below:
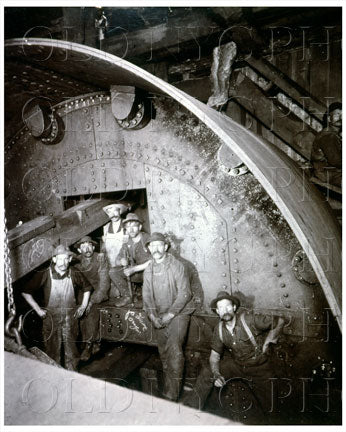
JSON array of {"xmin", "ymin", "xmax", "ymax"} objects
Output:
[
  {"xmin": 114, "ymin": 296, "xmax": 132, "ymax": 307},
  {"xmin": 80, "ymin": 343, "xmax": 92, "ymax": 362}
]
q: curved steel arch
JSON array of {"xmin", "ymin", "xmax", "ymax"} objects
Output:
[{"xmin": 5, "ymin": 38, "xmax": 342, "ymax": 329}]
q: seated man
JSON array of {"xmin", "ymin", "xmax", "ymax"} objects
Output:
[
  {"xmin": 74, "ymin": 236, "xmax": 110, "ymax": 361},
  {"xmin": 311, "ymin": 102, "xmax": 342, "ymax": 187},
  {"xmin": 185, "ymin": 291, "xmax": 285, "ymax": 416},
  {"xmin": 109, "ymin": 213, "xmax": 152, "ymax": 307},
  {"xmin": 21, "ymin": 245, "xmax": 92, "ymax": 370}
]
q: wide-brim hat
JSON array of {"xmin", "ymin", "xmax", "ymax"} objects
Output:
[
  {"xmin": 145, "ymin": 232, "xmax": 168, "ymax": 246},
  {"xmin": 52, "ymin": 244, "xmax": 75, "ymax": 257},
  {"xmin": 74, "ymin": 236, "xmax": 98, "ymax": 248},
  {"xmin": 102, "ymin": 202, "xmax": 128, "ymax": 215},
  {"xmin": 123, "ymin": 212, "xmax": 142, "ymax": 224},
  {"xmin": 210, "ymin": 291, "xmax": 240, "ymax": 312}
]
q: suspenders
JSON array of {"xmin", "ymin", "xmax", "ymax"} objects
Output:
[{"xmin": 218, "ymin": 313, "xmax": 257, "ymax": 347}]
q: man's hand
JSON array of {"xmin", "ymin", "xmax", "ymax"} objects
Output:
[
  {"xmin": 213, "ymin": 373, "xmax": 226, "ymax": 388},
  {"xmin": 120, "ymin": 258, "xmax": 128, "ymax": 267},
  {"xmin": 36, "ymin": 308, "xmax": 47, "ymax": 319},
  {"xmin": 123, "ymin": 266, "xmax": 136, "ymax": 277},
  {"xmin": 161, "ymin": 312, "xmax": 175, "ymax": 326},
  {"xmin": 149, "ymin": 314, "xmax": 164, "ymax": 329},
  {"xmin": 85, "ymin": 303, "xmax": 92, "ymax": 316},
  {"xmin": 74, "ymin": 305, "xmax": 86, "ymax": 319}
]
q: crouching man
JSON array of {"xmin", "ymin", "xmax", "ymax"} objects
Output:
[
  {"xmin": 142, "ymin": 232, "xmax": 194, "ymax": 401},
  {"xmin": 22, "ymin": 244, "xmax": 92, "ymax": 370},
  {"xmin": 185, "ymin": 291, "xmax": 285, "ymax": 416}
]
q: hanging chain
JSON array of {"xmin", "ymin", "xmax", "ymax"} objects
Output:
[
  {"xmin": 4, "ymin": 216, "xmax": 15, "ymax": 315},
  {"xmin": 4, "ymin": 216, "xmax": 23, "ymax": 346}
]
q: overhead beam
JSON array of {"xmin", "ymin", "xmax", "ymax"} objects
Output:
[
  {"xmin": 245, "ymin": 56, "xmax": 327, "ymax": 119},
  {"xmin": 7, "ymin": 199, "xmax": 111, "ymax": 283}
]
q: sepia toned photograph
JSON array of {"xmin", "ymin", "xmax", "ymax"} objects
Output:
[{"xmin": 2, "ymin": 1, "xmax": 343, "ymax": 428}]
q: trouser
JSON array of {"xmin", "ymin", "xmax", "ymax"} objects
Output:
[
  {"xmin": 79, "ymin": 303, "xmax": 102, "ymax": 343},
  {"xmin": 188, "ymin": 356, "xmax": 277, "ymax": 414},
  {"xmin": 109, "ymin": 267, "xmax": 130, "ymax": 299},
  {"xmin": 109, "ymin": 267, "xmax": 144, "ymax": 299},
  {"xmin": 42, "ymin": 308, "xmax": 79, "ymax": 370},
  {"xmin": 155, "ymin": 314, "xmax": 190, "ymax": 401}
]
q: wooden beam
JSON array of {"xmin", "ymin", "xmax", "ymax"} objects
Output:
[
  {"xmin": 8, "ymin": 199, "xmax": 112, "ymax": 283},
  {"xmin": 228, "ymin": 72, "xmax": 315, "ymax": 159},
  {"xmin": 246, "ymin": 56, "xmax": 327, "ymax": 120}
]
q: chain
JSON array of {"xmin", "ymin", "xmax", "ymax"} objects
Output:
[{"xmin": 4, "ymin": 216, "xmax": 15, "ymax": 315}]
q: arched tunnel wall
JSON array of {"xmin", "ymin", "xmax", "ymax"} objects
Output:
[{"xmin": 5, "ymin": 91, "xmax": 330, "ymax": 337}]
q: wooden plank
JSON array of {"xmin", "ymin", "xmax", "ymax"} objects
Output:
[
  {"xmin": 8, "ymin": 199, "xmax": 112, "ymax": 282},
  {"xmin": 247, "ymin": 56, "xmax": 326, "ymax": 120},
  {"xmin": 7, "ymin": 216, "xmax": 55, "ymax": 249},
  {"xmin": 229, "ymin": 73, "xmax": 313, "ymax": 159}
]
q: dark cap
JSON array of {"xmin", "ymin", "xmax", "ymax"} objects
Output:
[
  {"xmin": 145, "ymin": 232, "xmax": 168, "ymax": 246},
  {"xmin": 123, "ymin": 212, "xmax": 142, "ymax": 224},
  {"xmin": 75, "ymin": 236, "xmax": 97, "ymax": 248},
  {"xmin": 210, "ymin": 291, "xmax": 240, "ymax": 313},
  {"xmin": 328, "ymin": 102, "xmax": 342, "ymax": 114}
]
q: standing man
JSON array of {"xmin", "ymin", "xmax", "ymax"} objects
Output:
[
  {"xmin": 102, "ymin": 202, "xmax": 128, "ymax": 268},
  {"xmin": 74, "ymin": 236, "xmax": 110, "ymax": 361},
  {"xmin": 311, "ymin": 102, "xmax": 342, "ymax": 187},
  {"xmin": 110, "ymin": 213, "xmax": 151, "ymax": 307},
  {"xmin": 21, "ymin": 245, "xmax": 92, "ymax": 370},
  {"xmin": 142, "ymin": 232, "xmax": 193, "ymax": 401},
  {"xmin": 102, "ymin": 202, "xmax": 127, "ymax": 299},
  {"xmin": 185, "ymin": 291, "xmax": 285, "ymax": 416}
]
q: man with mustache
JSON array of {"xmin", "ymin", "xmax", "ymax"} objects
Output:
[
  {"xmin": 21, "ymin": 245, "xmax": 92, "ymax": 370},
  {"xmin": 109, "ymin": 213, "xmax": 152, "ymax": 306},
  {"xmin": 142, "ymin": 232, "xmax": 194, "ymax": 401},
  {"xmin": 185, "ymin": 291, "xmax": 285, "ymax": 418},
  {"xmin": 75, "ymin": 236, "xmax": 110, "ymax": 361}
]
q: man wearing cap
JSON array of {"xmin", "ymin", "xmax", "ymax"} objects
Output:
[
  {"xmin": 142, "ymin": 232, "xmax": 193, "ymax": 401},
  {"xmin": 311, "ymin": 102, "xmax": 342, "ymax": 187},
  {"xmin": 21, "ymin": 245, "xmax": 93, "ymax": 370},
  {"xmin": 102, "ymin": 202, "xmax": 128, "ymax": 268},
  {"xmin": 185, "ymin": 291, "xmax": 285, "ymax": 415},
  {"xmin": 74, "ymin": 236, "xmax": 110, "ymax": 361},
  {"xmin": 109, "ymin": 212, "xmax": 152, "ymax": 307}
]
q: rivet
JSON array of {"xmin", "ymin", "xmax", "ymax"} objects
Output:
[
  {"xmin": 94, "ymin": 185, "xmax": 97, "ymax": 189},
  {"xmin": 277, "ymin": 272, "xmax": 282, "ymax": 277},
  {"xmin": 235, "ymin": 279, "xmax": 240, "ymax": 284},
  {"xmin": 220, "ymin": 237, "xmax": 224, "ymax": 241},
  {"xmin": 285, "ymin": 303, "xmax": 291, "ymax": 308},
  {"xmin": 222, "ymin": 273, "xmax": 226, "ymax": 277},
  {"xmin": 233, "ymin": 259, "xmax": 238, "ymax": 263},
  {"xmin": 70, "ymin": 159, "xmax": 73, "ymax": 163},
  {"xmin": 218, "ymin": 199, "xmax": 223, "ymax": 205},
  {"xmin": 233, "ymin": 248, "xmax": 238, "ymax": 253},
  {"xmin": 145, "ymin": 167, "xmax": 150, "ymax": 172},
  {"xmin": 190, "ymin": 224, "xmax": 194, "ymax": 229},
  {"xmin": 232, "ymin": 238, "xmax": 237, "ymax": 243},
  {"xmin": 280, "ymin": 283, "xmax": 286, "ymax": 288},
  {"xmin": 92, "ymin": 178, "xmax": 95, "ymax": 182},
  {"xmin": 222, "ymin": 285, "xmax": 227, "ymax": 289},
  {"xmin": 158, "ymin": 178, "xmax": 162, "ymax": 183},
  {"xmin": 283, "ymin": 294, "xmax": 289, "ymax": 298},
  {"xmin": 273, "ymin": 262, "xmax": 278, "ymax": 267}
]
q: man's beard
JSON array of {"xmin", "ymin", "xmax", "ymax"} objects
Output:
[{"xmin": 221, "ymin": 313, "xmax": 232, "ymax": 321}]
